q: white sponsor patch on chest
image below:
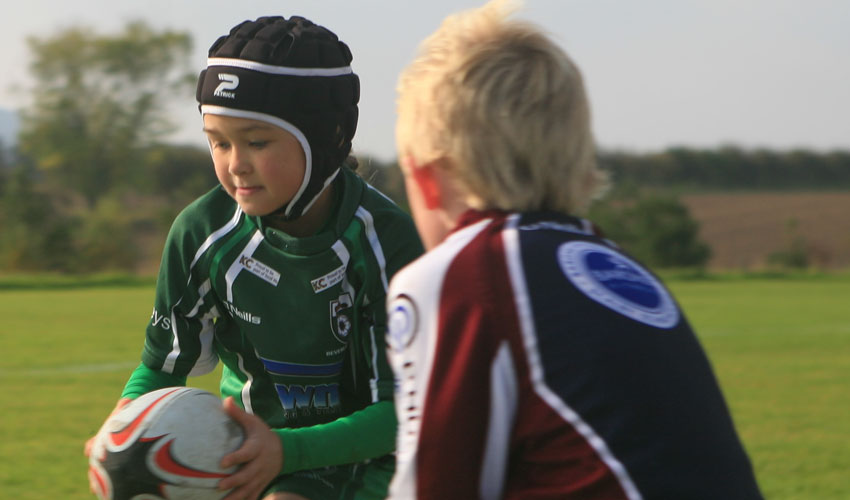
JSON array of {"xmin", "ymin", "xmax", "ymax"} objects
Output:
[
  {"xmin": 238, "ymin": 254, "xmax": 280, "ymax": 286},
  {"xmin": 311, "ymin": 264, "xmax": 346, "ymax": 293}
]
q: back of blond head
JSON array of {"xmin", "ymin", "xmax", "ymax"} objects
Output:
[{"xmin": 396, "ymin": 0, "xmax": 606, "ymax": 214}]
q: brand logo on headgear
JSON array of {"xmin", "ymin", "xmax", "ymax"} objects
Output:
[{"xmin": 214, "ymin": 73, "xmax": 239, "ymax": 99}]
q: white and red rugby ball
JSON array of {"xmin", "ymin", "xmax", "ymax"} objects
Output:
[{"xmin": 88, "ymin": 387, "xmax": 244, "ymax": 500}]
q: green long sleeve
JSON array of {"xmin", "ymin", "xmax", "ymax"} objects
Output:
[
  {"xmin": 121, "ymin": 362, "xmax": 187, "ymax": 399},
  {"xmin": 275, "ymin": 400, "xmax": 396, "ymax": 474}
]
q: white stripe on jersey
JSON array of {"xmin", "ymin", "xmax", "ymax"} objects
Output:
[
  {"xmin": 502, "ymin": 214, "xmax": 643, "ymax": 500},
  {"xmin": 332, "ymin": 237, "xmax": 382, "ymax": 401},
  {"xmin": 355, "ymin": 207, "xmax": 389, "ymax": 292},
  {"xmin": 331, "ymin": 239, "xmax": 364, "ymax": 392},
  {"xmin": 480, "ymin": 341, "xmax": 518, "ymax": 499},
  {"xmin": 366, "ymin": 183, "xmax": 396, "ymax": 205},
  {"xmin": 163, "ymin": 207, "xmax": 242, "ymax": 374},
  {"xmin": 369, "ymin": 325, "xmax": 379, "ymax": 402},
  {"xmin": 163, "ymin": 310, "xmax": 181, "ymax": 374},
  {"xmin": 236, "ymin": 353, "xmax": 255, "ymax": 414},
  {"xmin": 225, "ymin": 230, "xmax": 265, "ymax": 302},
  {"xmin": 331, "ymin": 240, "xmax": 356, "ymax": 301},
  {"xmin": 191, "ymin": 206, "xmax": 243, "ymax": 269}
]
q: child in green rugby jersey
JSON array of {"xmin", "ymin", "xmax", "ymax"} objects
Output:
[{"xmin": 87, "ymin": 15, "xmax": 422, "ymax": 500}]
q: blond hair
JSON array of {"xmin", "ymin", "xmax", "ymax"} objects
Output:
[{"xmin": 396, "ymin": 0, "xmax": 606, "ymax": 214}]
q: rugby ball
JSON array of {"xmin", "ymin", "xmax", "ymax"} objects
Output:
[{"xmin": 88, "ymin": 387, "xmax": 244, "ymax": 500}]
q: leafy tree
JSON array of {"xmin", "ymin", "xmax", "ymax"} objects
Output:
[
  {"xmin": 354, "ymin": 156, "xmax": 409, "ymax": 210},
  {"xmin": 0, "ymin": 163, "xmax": 76, "ymax": 272},
  {"xmin": 589, "ymin": 194, "xmax": 711, "ymax": 269},
  {"xmin": 73, "ymin": 196, "xmax": 140, "ymax": 273},
  {"xmin": 17, "ymin": 22, "xmax": 194, "ymax": 206},
  {"xmin": 598, "ymin": 146, "xmax": 850, "ymax": 191},
  {"xmin": 145, "ymin": 144, "xmax": 218, "ymax": 200}
]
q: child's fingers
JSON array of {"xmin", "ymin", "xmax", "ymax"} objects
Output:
[
  {"xmin": 218, "ymin": 447, "xmax": 275, "ymax": 500},
  {"xmin": 222, "ymin": 397, "xmax": 263, "ymax": 431},
  {"xmin": 218, "ymin": 457, "xmax": 260, "ymax": 492},
  {"xmin": 84, "ymin": 436, "xmax": 95, "ymax": 457},
  {"xmin": 221, "ymin": 397, "xmax": 245, "ymax": 421},
  {"xmin": 217, "ymin": 396, "xmax": 282, "ymax": 494},
  {"xmin": 219, "ymin": 397, "xmax": 266, "ymax": 469},
  {"xmin": 220, "ymin": 438, "xmax": 258, "ymax": 470}
]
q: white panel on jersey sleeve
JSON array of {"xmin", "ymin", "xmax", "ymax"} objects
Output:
[
  {"xmin": 386, "ymin": 218, "xmax": 492, "ymax": 500},
  {"xmin": 480, "ymin": 341, "xmax": 518, "ymax": 500},
  {"xmin": 185, "ymin": 280, "xmax": 220, "ymax": 376},
  {"xmin": 187, "ymin": 310, "xmax": 219, "ymax": 376},
  {"xmin": 162, "ymin": 205, "xmax": 242, "ymax": 373},
  {"xmin": 163, "ymin": 207, "xmax": 242, "ymax": 375},
  {"xmin": 162, "ymin": 312, "xmax": 182, "ymax": 374}
]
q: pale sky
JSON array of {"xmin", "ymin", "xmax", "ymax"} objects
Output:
[{"xmin": 2, "ymin": 0, "xmax": 848, "ymax": 160}]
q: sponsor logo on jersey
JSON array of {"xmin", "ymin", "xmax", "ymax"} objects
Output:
[
  {"xmin": 238, "ymin": 254, "xmax": 280, "ymax": 286},
  {"xmin": 329, "ymin": 293, "xmax": 353, "ymax": 342},
  {"xmin": 213, "ymin": 73, "xmax": 239, "ymax": 99},
  {"xmin": 311, "ymin": 264, "xmax": 346, "ymax": 293},
  {"xmin": 387, "ymin": 294, "xmax": 418, "ymax": 352},
  {"xmin": 557, "ymin": 241, "xmax": 680, "ymax": 328},
  {"xmin": 273, "ymin": 383, "xmax": 341, "ymax": 417},
  {"xmin": 150, "ymin": 308, "xmax": 172, "ymax": 331},
  {"xmin": 223, "ymin": 301, "xmax": 262, "ymax": 325}
]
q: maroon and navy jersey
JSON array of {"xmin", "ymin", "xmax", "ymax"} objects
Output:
[{"xmin": 386, "ymin": 210, "xmax": 762, "ymax": 500}]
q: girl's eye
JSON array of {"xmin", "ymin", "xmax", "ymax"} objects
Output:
[
  {"xmin": 213, "ymin": 141, "xmax": 231, "ymax": 150},
  {"xmin": 249, "ymin": 140, "xmax": 269, "ymax": 148}
]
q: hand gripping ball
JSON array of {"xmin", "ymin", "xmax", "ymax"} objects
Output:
[{"xmin": 88, "ymin": 387, "xmax": 245, "ymax": 500}]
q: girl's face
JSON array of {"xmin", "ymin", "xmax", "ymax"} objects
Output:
[{"xmin": 203, "ymin": 114, "xmax": 306, "ymax": 217}]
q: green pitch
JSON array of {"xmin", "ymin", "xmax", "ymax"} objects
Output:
[
  {"xmin": 1, "ymin": 274, "xmax": 848, "ymax": 499},
  {"xmin": 666, "ymin": 274, "xmax": 850, "ymax": 499}
]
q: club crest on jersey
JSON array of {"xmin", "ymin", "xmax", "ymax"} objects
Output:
[
  {"xmin": 558, "ymin": 241, "xmax": 680, "ymax": 329},
  {"xmin": 329, "ymin": 293, "xmax": 353, "ymax": 343},
  {"xmin": 387, "ymin": 294, "xmax": 417, "ymax": 352}
]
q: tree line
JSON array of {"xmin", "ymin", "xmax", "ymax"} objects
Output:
[
  {"xmin": 1, "ymin": 22, "xmax": 847, "ymax": 274},
  {"xmin": 601, "ymin": 147, "xmax": 850, "ymax": 192}
]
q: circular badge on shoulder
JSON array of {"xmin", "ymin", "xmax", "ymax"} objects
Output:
[
  {"xmin": 557, "ymin": 241, "xmax": 680, "ymax": 329},
  {"xmin": 387, "ymin": 294, "xmax": 418, "ymax": 351}
]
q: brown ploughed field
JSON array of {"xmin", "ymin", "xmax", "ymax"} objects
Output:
[{"xmin": 681, "ymin": 192, "xmax": 850, "ymax": 270}]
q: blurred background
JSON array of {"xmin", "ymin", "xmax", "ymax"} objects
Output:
[
  {"xmin": 0, "ymin": 0, "xmax": 848, "ymax": 273},
  {"xmin": 0, "ymin": 2, "xmax": 849, "ymax": 499}
]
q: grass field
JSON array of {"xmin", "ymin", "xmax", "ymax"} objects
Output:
[{"xmin": 1, "ymin": 274, "xmax": 848, "ymax": 499}]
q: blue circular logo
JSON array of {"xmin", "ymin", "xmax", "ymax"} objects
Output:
[
  {"xmin": 387, "ymin": 294, "xmax": 418, "ymax": 351},
  {"xmin": 558, "ymin": 241, "xmax": 679, "ymax": 329}
]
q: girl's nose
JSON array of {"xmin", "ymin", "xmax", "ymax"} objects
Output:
[{"xmin": 228, "ymin": 147, "xmax": 251, "ymax": 175}]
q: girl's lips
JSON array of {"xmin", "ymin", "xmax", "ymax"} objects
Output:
[{"xmin": 235, "ymin": 186, "xmax": 262, "ymax": 196}]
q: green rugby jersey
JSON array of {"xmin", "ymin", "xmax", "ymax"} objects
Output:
[{"xmin": 136, "ymin": 168, "xmax": 422, "ymax": 471}]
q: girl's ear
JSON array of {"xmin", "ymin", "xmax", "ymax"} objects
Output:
[{"xmin": 407, "ymin": 157, "xmax": 443, "ymax": 210}]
